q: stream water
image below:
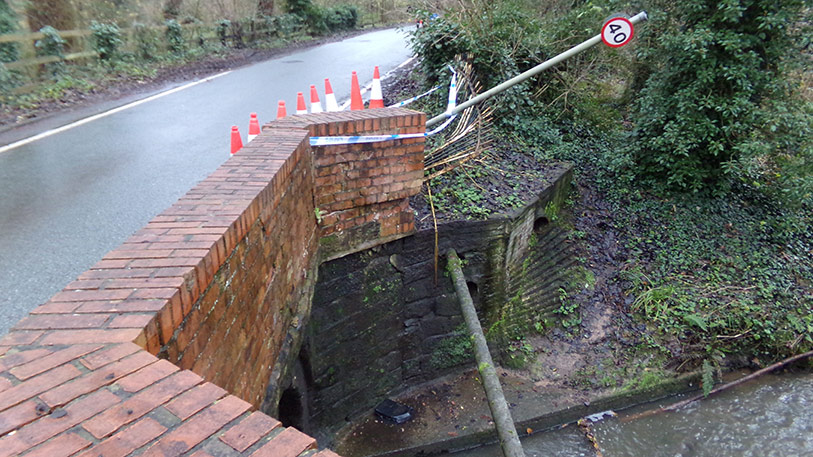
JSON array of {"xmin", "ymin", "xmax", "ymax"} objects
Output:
[{"xmin": 451, "ymin": 372, "xmax": 813, "ymax": 457}]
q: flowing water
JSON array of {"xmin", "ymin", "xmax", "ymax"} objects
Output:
[{"xmin": 451, "ymin": 372, "xmax": 813, "ymax": 457}]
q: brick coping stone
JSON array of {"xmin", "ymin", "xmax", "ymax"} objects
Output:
[{"xmin": 0, "ymin": 108, "xmax": 424, "ymax": 457}]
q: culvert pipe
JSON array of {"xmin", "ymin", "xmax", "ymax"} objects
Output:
[{"xmin": 446, "ymin": 249, "xmax": 526, "ymax": 457}]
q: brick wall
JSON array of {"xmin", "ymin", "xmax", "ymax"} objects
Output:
[{"xmin": 0, "ymin": 108, "xmax": 424, "ymax": 457}]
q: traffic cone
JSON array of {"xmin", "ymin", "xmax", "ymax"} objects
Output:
[
  {"xmin": 230, "ymin": 126, "xmax": 243, "ymax": 155},
  {"xmin": 248, "ymin": 112, "xmax": 260, "ymax": 142},
  {"xmin": 324, "ymin": 78, "xmax": 340, "ymax": 112},
  {"xmin": 350, "ymin": 71, "xmax": 364, "ymax": 111},
  {"xmin": 276, "ymin": 100, "xmax": 287, "ymax": 119},
  {"xmin": 296, "ymin": 92, "xmax": 308, "ymax": 115},
  {"xmin": 369, "ymin": 66, "xmax": 384, "ymax": 109},
  {"xmin": 310, "ymin": 85, "xmax": 323, "ymax": 114}
]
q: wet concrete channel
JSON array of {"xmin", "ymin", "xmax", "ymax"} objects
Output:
[{"xmin": 335, "ymin": 371, "xmax": 812, "ymax": 457}]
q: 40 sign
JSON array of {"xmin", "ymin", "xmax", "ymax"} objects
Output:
[{"xmin": 601, "ymin": 17, "xmax": 634, "ymax": 48}]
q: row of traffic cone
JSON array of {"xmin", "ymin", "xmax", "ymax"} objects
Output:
[{"xmin": 231, "ymin": 66, "xmax": 385, "ymax": 154}]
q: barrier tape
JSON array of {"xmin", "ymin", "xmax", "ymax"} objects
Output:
[
  {"xmin": 388, "ymin": 85, "xmax": 440, "ymax": 108},
  {"xmin": 310, "ymin": 68, "xmax": 460, "ymax": 147},
  {"xmin": 309, "ymin": 114, "xmax": 457, "ymax": 146}
]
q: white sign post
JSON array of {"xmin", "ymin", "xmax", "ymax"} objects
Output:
[{"xmin": 601, "ymin": 17, "xmax": 634, "ymax": 48}]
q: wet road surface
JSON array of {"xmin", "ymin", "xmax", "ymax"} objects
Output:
[{"xmin": 0, "ymin": 27, "xmax": 412, "ymax": 335}]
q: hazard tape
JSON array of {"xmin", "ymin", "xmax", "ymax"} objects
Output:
[
  {"xmin": 388, "ymin": 85, "xmax": 440, "ymax": 108},
  {"xmin": 309, "ymin": 114, "xmax": 458, "ymax": 146},
  {"xmin": 310, "ymin": 67, "xmax": 460, "ymax": 147}
]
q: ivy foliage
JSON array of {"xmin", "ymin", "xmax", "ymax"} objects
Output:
[
  {"xmin": 630, "ymin": 0, "xmax": 811, "ymax": 202},
  {"xmin": 90, "ymin": 21, "xmax": 122, "ymax": 62},
  {"xmin": 286, "ymin": 0, "xmax": 358, "ymax": 35},
  {"xmin": 0, "ymin": 0, "xmax": 18, "ymax": 63}
]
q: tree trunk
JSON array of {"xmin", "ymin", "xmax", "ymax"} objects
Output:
[{"xmin": 258, "ymin": 0, "xmax": 275, "ymax": 16}]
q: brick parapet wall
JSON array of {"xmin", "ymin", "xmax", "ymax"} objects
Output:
[
  {"xmin": 0, "ymin": 109, "xmax": 424, "ymax": 457},
  {"xmin": 269, "ymin": 109, "xmax": 425, "ymax": 261}
]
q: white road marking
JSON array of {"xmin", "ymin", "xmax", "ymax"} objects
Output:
[{"xmin": 0, "ymin": 70, "xmax": 232, "ymax": 154}]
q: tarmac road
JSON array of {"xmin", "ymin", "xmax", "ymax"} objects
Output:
[{"xmin": 0, "ymin": 27, "xmax": 413, "ymax": 335}]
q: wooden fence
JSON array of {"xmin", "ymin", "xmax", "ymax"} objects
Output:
[{"xmin": 0, "ymin": 19, "xmax": 306, "ymax": 93}]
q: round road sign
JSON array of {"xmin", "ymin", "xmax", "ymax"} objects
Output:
[{"xmin": 601, "ymin": 17, "xmax": 634, "ymax": 48}]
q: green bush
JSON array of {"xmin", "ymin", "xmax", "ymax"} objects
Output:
[
  {"xmin": 165, "ymin": 19, "xmax": 185, "ymax": 55},
  {"xmin": 217, "ymin": 19, "xmax": 231, "ymax": 46},
  {"xmin": 90, "ymin": 21, "xmax": 122, "ymax": 62},
  {"xmin": 133, "ymin": 23, "xmax": 159, "ymax": 60},
  {"xmin": 35, "ymin": 26, "xmax": 66, "ymax": 76},
  {"xmin": 0, "ymin": 0, "xmax": 19, "ymax": 63},
  {"xmin": 629, "ymin": 0, "xmax": 811, "ymax": 201},
  {"xmin": 324, "ymin": 5, "xmax": 358, "ymax": 31}
]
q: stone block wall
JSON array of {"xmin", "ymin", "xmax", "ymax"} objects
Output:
[
  {"xmin": 304, "ymin": 165, "xmax": 574, "ymax": 433},
  {"xmin": 0, "ymin": 108, "xmax": 424, "ymax": 457}
]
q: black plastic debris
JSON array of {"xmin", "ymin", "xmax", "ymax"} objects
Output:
[{"xmin": 374, "ymin": 399, "xmax": 413, "ymax": 424}]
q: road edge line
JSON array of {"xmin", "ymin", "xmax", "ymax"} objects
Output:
[{"xmin": 0, "ymin": 70, "xmax": 232, "ymax": 154}]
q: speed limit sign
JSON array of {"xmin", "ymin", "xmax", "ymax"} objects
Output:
[{"xmin": 601, "ymin": 17, "xmax": 634, "ymax": 48}]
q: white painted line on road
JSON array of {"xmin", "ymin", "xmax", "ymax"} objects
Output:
[
  {"xmin": 0, "ymin": 70, "xmax": 232, "ymax": 154},
  {"xmin": 339, "ymin": 56, "xmax": 416, "ymax": 110}
]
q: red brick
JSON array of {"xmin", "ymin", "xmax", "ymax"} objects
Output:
[
  {"xmin": 101, "ymin": 277, "xmax": 186, "ymax": 290},
  {"xmin": 141, "ymin": 395, "xmax": 251, "ymax": 457},
  {"xmin": 116, "ymin": 359, "xmax": 180, "ymax": 393},
  {"xmin": 75, "ymin": 299, "xmax": 167, "ymax": 313},
  {"xmin": 0, "ymin": 389, "xmax": 119, "ymax": 457},
  {"xmin": 0, "ymin": 378, "xmax": 12, "ymax": 393},
  {"xmin": 50, "ymin": 289, "xmax": 134, "ymax": 303},
  {"xmin": 0, "ymin": 400, "xmax": 42, "ymax": 435},
  {"xmin": 22, "ymin": 432, "xmax": 91, "ymax": 457},
  {"xmin": 0, "ymin": 364, "xmax": 81, "ymax": 411},
  {"xmin": 219, "ymin": 411, "xmax": 281, "ymax": 452},
  {"xmin": 10, "ymin": 345, "xmax": 102, "ymax": 380},
  {"xmin": 29, "ymin": 301, "xmax": 82, "ymax": 314},
  {"xmin": 14, "ymin": 314, "xmax": 111, "ymax": 331},
  {"xmin": 0, "ymin": 348, "xmax": 52, "ymax": 372},
  {"xmin": 80, "ymin": 342, "xmax": 142, "ymax": 370},
  {"xmin": 249, "ymin": 427, "xmax": 317, "ymax": 457},
  {"xmin": 103, "ymin": 249, "xmax": 175, "ymax": 260},
  {"xmin": 0, "ymin": 330, "xmax": 44, "ymax": 346},
  {"xmin": 39, "ymin": 351, "xmax": 156, "ymax": 408},
  {"xmin": 165, "ymin": 382, "xmax": 227, "ymax": 420},
  {"xmin": 39, "ymin": 328, "xmax": 142, "ymax": 346},
  {"xmin": 83, "ymin": 370, "xmax": 201, "ymax": 439},
  {"xmin": 77, "ymin": 417, "xmax": 167, "ymax": 457},
  {"xmin": 108, "ymin": 313, "xmax": 155, "ymax": 329},
  {"xmin": 314, "ymin": 449, "xmax": 342, "ymax": 457}
]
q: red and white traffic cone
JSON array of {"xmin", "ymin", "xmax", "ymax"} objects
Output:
[
  {"xmin": 296, "ymin": 92, "xmax": 308, "ymax": 115},
  {"xmin": 276, "ymin": 100, "xmax": 287, "ymax": 119},
  {"xmin": 248, "ymin": 112, "xmax": 260, "ymax": 142},
  {"xmin": 324, "ymin": 78, "xmax": 340, "ymax": 112},
  {"xmin": 369, "ymin": 66, "xmax": 384, "ymax": 109},
  {"xmin": 350, "ymin": 71, "xmax": 364, "ymax": 111},
  {"xmin": 230, "ymin": 126, "xmax": 243, "ymax": 155},
  {"xmin": 310, "ymin": 85, "xmax": 323, "ymax": 114}
]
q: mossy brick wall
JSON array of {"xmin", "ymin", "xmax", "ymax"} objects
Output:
[
  {"xmin": 305, "ymin": 165, "xmax": 574, "ymax": 431},
  {"xmin": 0, "ymin": 108, "xmax": 424, "ymax": 457}
]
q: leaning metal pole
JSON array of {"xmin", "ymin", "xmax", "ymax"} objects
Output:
[
  {"xmin": 426, "ymin": 11, "xmax": 648, "ymax": 128},
  {"xmin": 447, "ymin": 249, "xmax": 525, "ymax": 457}
]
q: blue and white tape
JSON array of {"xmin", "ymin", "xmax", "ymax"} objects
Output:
[
  {"xmin": 310, "ymin": 67, "xmax": 461, "ymax": 147},
  {"xmin": 388, "ymin": 85, "xmax": 441, "ymax": 108},
  {"xmin": 309, "ymin": 114, "xmax": 457, "ymax": 146}
]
